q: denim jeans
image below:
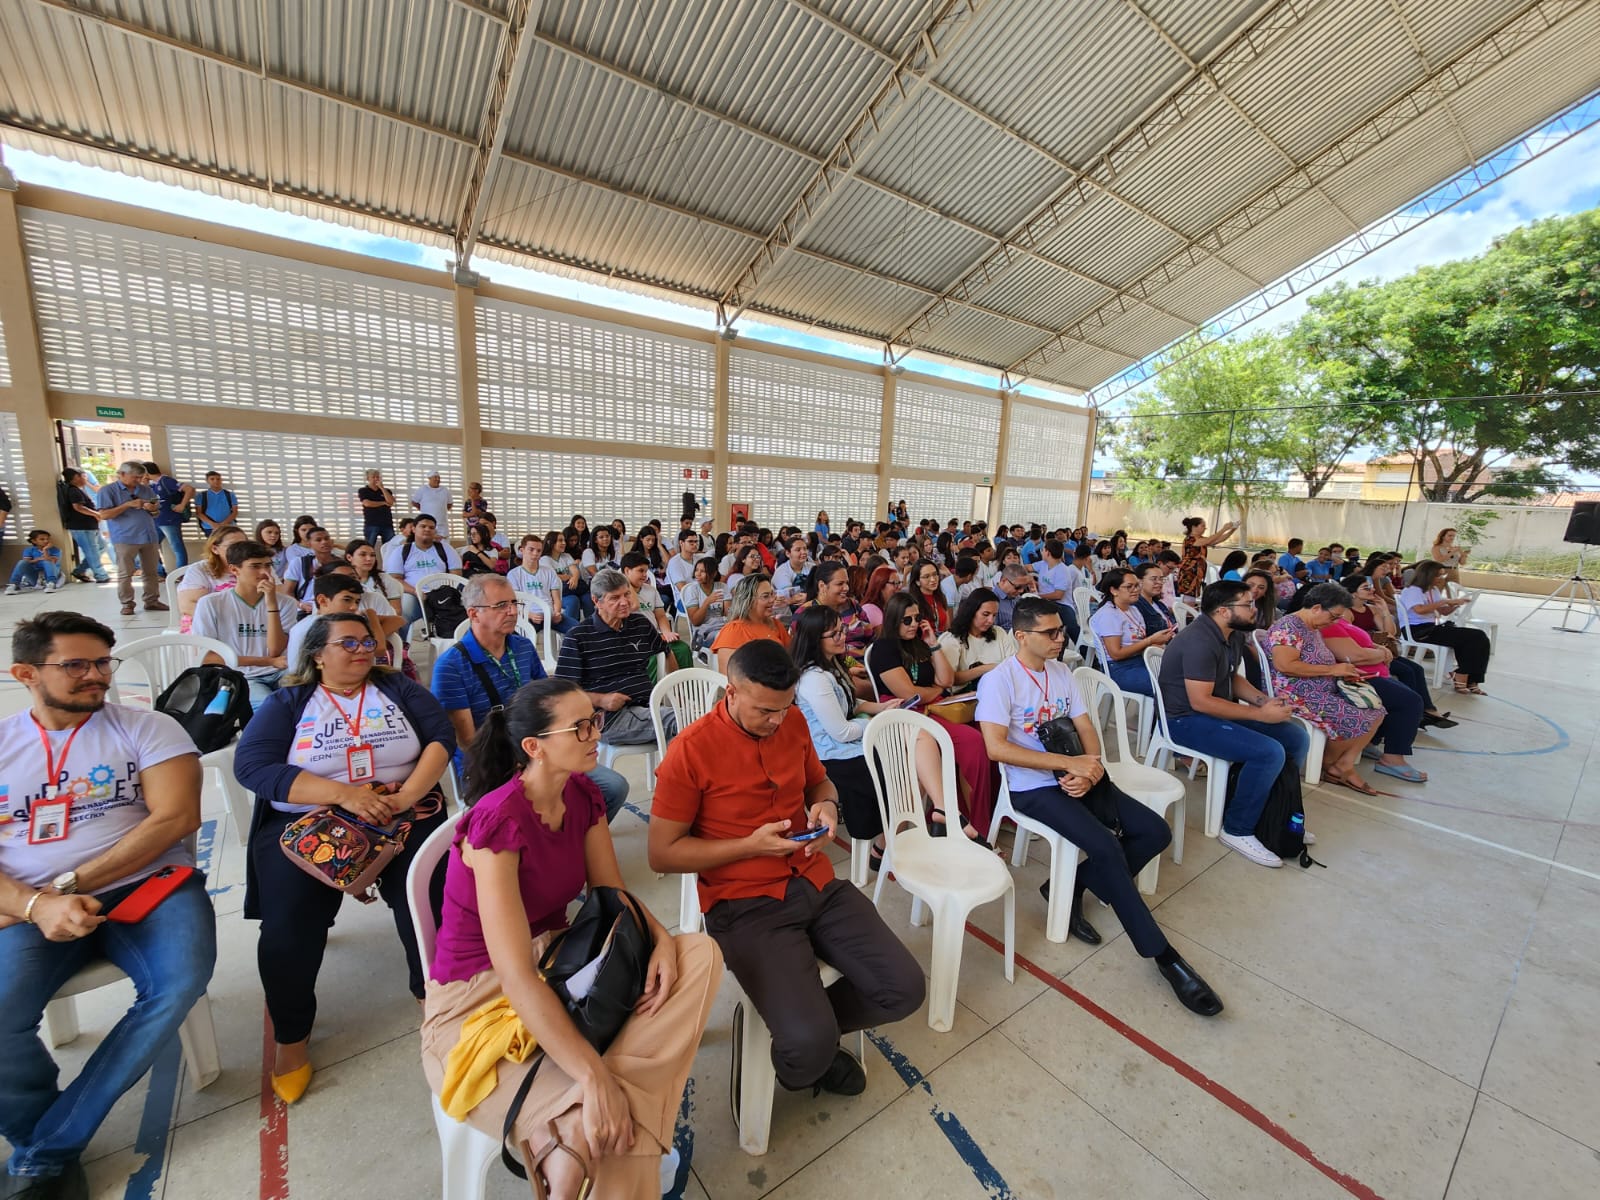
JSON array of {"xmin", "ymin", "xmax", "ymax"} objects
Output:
[
  {"xmin": 69, "ymin": 529, "xmax": 111, "ymax": 580},
  {"xmin": 246, "ymin": 669, "xmax": 285, "ymax": 710},
  {"xmin": 587, "ymin": 765, "xmax": 629, "ymax": 822},
  {"xmin": 9, "ymin": 559, "xmax": 62, "ymax": 588},
  {"xmin": 1167, "ymin": 713, "xmax": 1308, "ymax": 837},
  {"xmin": 0, "ymin": 875, "xmax": 216, "ymax": 1179},
  {"xmin": 1106, "ymin": 655, "xmax": 1155, "ymax": 697},
  {"xmin": 157, "ymin": 524, "xmax": 190, "ymax": 569},
  {"xmin": 363, "ymin": 520, "xmax": 394, "ymax": 548}
]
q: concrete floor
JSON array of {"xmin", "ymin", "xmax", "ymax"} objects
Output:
[{"xmin": 2, "ymin": 578, "xmax": 1597, "ymax": 1200}]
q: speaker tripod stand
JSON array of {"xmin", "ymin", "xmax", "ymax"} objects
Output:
[{"xmin": 1518, "ymin": 544, "xmax": 1598, "ymax": 634}]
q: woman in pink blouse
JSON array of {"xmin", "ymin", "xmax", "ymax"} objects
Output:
[{"xmin": 420, "ymin": 679, "xmax": 720, "ymax": 1200}]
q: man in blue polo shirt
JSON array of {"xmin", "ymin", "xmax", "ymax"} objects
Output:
[
  {"xmin": 95, "ymin": 461, "xmax": 168, "ymax": 617},
  {"xmin": 430, "ymin": 575, "xmax": 628, "ymax": 819},
  {"xmin": 1277, "ymin": 539, "xmax": 1308, "ymax": 583}
]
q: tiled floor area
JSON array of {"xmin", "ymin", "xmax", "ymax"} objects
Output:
[{"xmin": 2, "ymin": 579, "xmax": 1597, "ymax": 1200}]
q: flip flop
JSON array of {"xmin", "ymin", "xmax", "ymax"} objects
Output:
[
  {"xmin": 1373, "ymin": 762, "xmax": 1426, "ymax": 783},
  {"xmin": 1322, "ymin": 770, "xmax": 1380, "ymax": 796}
]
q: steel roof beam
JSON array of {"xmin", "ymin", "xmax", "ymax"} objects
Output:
[
  {"xmin": 1006, "ymin": 0, "xmax": 1590, "ymax": 385},
  {"xmin": 454, "ymin": 0, "xmax": 541, "ymax": 266},
  {"xmin": 490, "ymin": 150, "xmax": 1113, "ymax": 344},
  {"xmin": 884, "ymin": 0, "xmax": 1307, "ymax": 360},
  {"xmin": 717, "ymin": 0, "xmax": 997, "ymax": 325},
  {"xmin": 1381, "ymin": 0, "xmax": 1478, "ymax": 161}
]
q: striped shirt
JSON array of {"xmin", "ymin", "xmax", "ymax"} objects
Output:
[{"xmin": 554, "ymin": 612, "xmax": 666, "ymax": 699}]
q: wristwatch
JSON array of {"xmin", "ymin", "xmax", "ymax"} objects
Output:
[{"xmin": 52, "ymin": 870, "xmax": 79, "ymax": 895}]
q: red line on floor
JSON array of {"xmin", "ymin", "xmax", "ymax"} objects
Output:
[
  {"xmin": 259, "ymin": 1011, "xmax": 290, "ymax": 1200},
  {"xmin": 963, "ymin": 923, "xmax": 1387, "ymax": 1200}
]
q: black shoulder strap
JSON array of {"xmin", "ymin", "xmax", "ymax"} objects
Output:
[{"xmin": 462, "ymin": 639, "xmax": 502, "ymax": 707}]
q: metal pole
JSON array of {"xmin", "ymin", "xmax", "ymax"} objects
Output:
[{"xmin": 1214, "ymin": 407, "xmax": 1236, "ymax": 540}]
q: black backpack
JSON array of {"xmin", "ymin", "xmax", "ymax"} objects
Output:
[
  {"xmin": 423, "ymin": 586, "xmax": 468, "ymax": 639},
  {"xmin": 1227, "ymin": 759, "xmax": 1323, "ymax": 869},
  {"xmin": 156, "ymin": 664, "xmax": 253, "ymax": 754}
]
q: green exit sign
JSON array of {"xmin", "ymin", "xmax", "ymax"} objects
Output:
[{"xmin": 95, "ymin": 405, "xmax": 126, "ymax": 419}]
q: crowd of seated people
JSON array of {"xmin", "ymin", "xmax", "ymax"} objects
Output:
[{"xmin": 3, "ymin": 478, "xmax": 1507, "ymax": 1198}]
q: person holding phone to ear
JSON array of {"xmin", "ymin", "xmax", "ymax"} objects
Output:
[{"xmin": 0, "ymin": 612, "xmax": 216, "ymax": 1197}]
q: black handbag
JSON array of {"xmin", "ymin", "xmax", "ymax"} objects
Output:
[
  {"xmin": 1035, "ymin": 715, "xmax": 1123, "ymax": 836},
  {"xmin": 500, "ymin": 887, "xmax": 655, "ymax": 1177}
]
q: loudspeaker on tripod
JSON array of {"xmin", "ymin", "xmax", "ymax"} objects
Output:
[{"xmin": 1562, "ymin": 500, "xmax": 1598, "ymax": 546}]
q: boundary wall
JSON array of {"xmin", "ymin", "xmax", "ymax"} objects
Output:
[{"xmin": 0, "ymin": 184, "xmax": 1093, "ymax": 560}]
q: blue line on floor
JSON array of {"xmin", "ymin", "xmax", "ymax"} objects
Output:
[
  {"xmin": 123, "ymin": 1041, "xmax": 183, "ymax": 1200},
  {"xmin": 665, "ymin": 1075, "xmax": 697, "ymax": 1200},
  {"xmin": 867, "ymin": 1032, "xmax": 1015, "ymax": 1200},
  {"xmin": 1421, "ymin": 696, "xmax": 1569, "ymax": 756},
  {"xmin": 124, "ymin": 815, "xmax": 220, "ymax": 1198}
]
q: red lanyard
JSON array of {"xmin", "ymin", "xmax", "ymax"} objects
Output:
[
  {"xmin": 34, "ymin": 713, "xmax": 91, "ymax": 800},
  {"xmin": 1019, "ymin": 662, "xmax": 1055, "ymax": 710},
  {"xmin": 320, "ymin": 684, "xmax": 368, "ymax": 743}
]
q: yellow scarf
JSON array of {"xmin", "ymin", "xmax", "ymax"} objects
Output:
[{"xmin": 439, "ymin": 995, "xmax": 538, "ymax": 1120}]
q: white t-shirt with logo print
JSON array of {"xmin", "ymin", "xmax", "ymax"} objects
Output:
[
  {"xmin": 0, "ymin": 705, "xmax": 198, "ymax": 892},
  {"xmin": 383, "ymin": 540, "xmax": 462, "ymax": 589},
  {"xmin": 279, "ymin": 685, "xmax": 423, "ymax": 813},
  {"xmin": 975, "ymin": 656, "xmax": 1088, "ymax": 794},
  {"xmin": 190, "ymin": 588, "xmax": 304, "ymax": 679},
  {"xmin": 507, "ymin": 563, "xmax": 563, "ymax": 617}
]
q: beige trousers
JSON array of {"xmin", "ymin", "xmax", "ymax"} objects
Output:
[
  {"xmin": 113, "ymin": 541, "xmax": 162, "ymax": 605},
  {"xmin": 421, "ymin": 932, "xmax": 721, "ymax": 1199}
]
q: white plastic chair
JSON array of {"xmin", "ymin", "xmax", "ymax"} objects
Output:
[
  {"xmin": 1395, "ymin": 597, "xmax": 1454, "ymax": 687},
  {"xmin": 110, "ymin": 634, "xmax": 256, "ymax": 846},
  {"xmin": 1083, "ymin": 620, "xmax": 1155, "ymax": 758},
  {"xmin": 406, "ymin": 811, "xmax": 502, "ymax": 1199},
  {"xmin": 1249, "ymin": 631, "xmax": 1328, "ymax": 785},
  {"xmin": 864, "ymin": 709, "xmax": 1014, "ymax": 1032},
  {"xmin": 515, "ymin": 595, "xmax": 560, "ymax": 666},
  {"xmin": 418, "ymin": 572, "xmax": 467, "ymax": 652},
  {"xmin": 597, "ymin": 654, "xmax": 669, "ymax": 792},
  {"xmin": 678, "ymin": 876, "xmax": 864, "ymax": 1156},
  {"xmin": 985, "ymin": 773, "xmax": 1082, "ymax": 943},
  {"xmin": 1072, "ymin": 584, "xmax": 1097, "ymax": 664},
  {"xmin": 1172, "ymin": 600, "xmax": 1197, "ymax": 630},
  {"xmin": 1454, "ymin": 589, "xmax": 1499, "ymax": 652},
  {"xmin": 43, "ymin": 831, "xmax": 222, "ymax": 1091},
  {"xmin": 1143, "ymin": 646, "xmax": 1234, "ymax": 839},
  {"xmin": 164, "ymin": 562, "xmax": 202, "ymax": 630},
  {"xmin": 1074, "ymin": 667, "xmax": 1187, "ymax": 895}
]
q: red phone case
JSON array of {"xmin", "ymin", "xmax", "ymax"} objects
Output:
[{"xmin": 105, "ymin": 865, "xmax": 195, "ymax": 923}]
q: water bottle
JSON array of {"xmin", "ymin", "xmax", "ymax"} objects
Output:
[
  {"xmin": 1288, "ymin": 812, "xmax": 1305, "ymax": 842},
  {"xmin": 203, "ymin": 688, "xmax": 230, "ymax": 716}
]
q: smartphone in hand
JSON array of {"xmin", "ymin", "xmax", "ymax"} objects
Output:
[{"xmin": 787, "ymin": 826, "xmax": 828, "ymax": 843}]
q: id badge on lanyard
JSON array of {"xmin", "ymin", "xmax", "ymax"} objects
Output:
[
  {"xmin": 29, "ymin": 715, "xmax": 89, "ymax": 843},
  {"xmin": 347, "ymin": 744, "xmax": 376, "ymax": 782}
]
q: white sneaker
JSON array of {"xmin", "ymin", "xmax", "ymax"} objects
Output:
[
  {"xmin": 1302, "ymin": 831, "xmax": 1317, "ymax": 846},
  {"xmin": 1220, "ymin": 831, "xmax": 1283, "ymax": 868},
  {"xmin": 45, "ymin": 581, "xmax": 60, "ymax": 593},
  {"xmin": 3, "ymin": 585, "xmax": 17, "ymax": 596}
]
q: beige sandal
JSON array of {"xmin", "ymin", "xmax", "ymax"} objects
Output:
[{"xmin": 524, "ymin": 1120, "xmax": 592, "ymax": 1200}]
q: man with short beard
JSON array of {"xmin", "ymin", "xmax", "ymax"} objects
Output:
[
  {"xmin": 1156, "ymin": 580, "xmax": 1310, "ymax": 869},
  {"xmin": 0, "ymin": 612, "xmax": 216, "ymax": 1199}
]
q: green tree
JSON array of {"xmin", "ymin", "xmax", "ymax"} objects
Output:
[
  {"xmin": 1280, "ymin": 353, "xmax": 1391, "ymax": 498},
  {"xmin": 1294, "ymin": 208, "xmax": 1600, "ymax": 501},
  {"xmin": 1111, "ymin": 334, "xmax": 1296, "ymax": 545}
]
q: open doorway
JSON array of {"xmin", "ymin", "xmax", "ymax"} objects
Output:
[
  {"xmin": 55, "ymin": 419, "xmax": 154, "ymax": 493},
  {"xmin": 972, "ymin": 485, "xmax": 992, "ymax": 525}
]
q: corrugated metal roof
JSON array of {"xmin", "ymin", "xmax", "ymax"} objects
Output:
[{"xmin": 2, "ymin": 0, "xmax": 1597, "ymax": 396}]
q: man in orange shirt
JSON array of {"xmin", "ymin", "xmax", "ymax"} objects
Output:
[{"xmin": 649, "ymin": 641, "xmax": 924, "ymax": 1098}]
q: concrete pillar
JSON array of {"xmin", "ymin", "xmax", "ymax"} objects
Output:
[
  {"xmin": 876, "ymin": 370, "xmax": 896, "ymax": 521},
  {"xmin": 453, "ymin": 283, "xmax": 483, "ymax": 534},
  {"xmin": 0, "ymin": 181, "xmax": 67, "ymax": 553},
  {"xmin": 990, "ymin": 390, "xmax": 1014, "ymax": 529}
]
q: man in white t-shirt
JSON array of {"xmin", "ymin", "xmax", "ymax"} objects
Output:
[
  {"xmin": 0, "ymin": 612, "xmax": 216, "ymax": 1194},
  {"xmin": 505, "ymin": 533, "xmax": 569, "ymax": 632},
  {"xmin": 1033, "ymin": 538, "xmax": 1081, "ymax": 646},
  {"xmin": 382, "ymin": 515, "xmax": 463, "ymax": 631},
  {"xmin": 191, "ymin": 539, "xmax": 303, "ymax": 709},
  {"xmin": 664, "ymin": 530, "xmax": 700, "ymax": 606},
  {"xmin": 279, "ymin": 525, "xmax": 340, "ymax": 607},
  {"xmin": 975, "ymin": 596, "xmax": 1222, "ymax": 1018},
  {"xmin": 409, "ymin": 471, "xmax": 453, "ymax": 533},
  {"xmin": 283, "ymin": 574, "xmax": 390, "ymax": 672},
  {"xmin": 621, "ymin": 552, "xmax": 692, "ymax": 674}
]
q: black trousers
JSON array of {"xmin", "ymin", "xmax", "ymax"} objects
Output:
[
  {"xmin": 706, "ymin": 877, "xmax": 924, "ymax": 1089},
  {"xmin": 822, "ymin": 754, "xmax": 882, "ymax": 840},
  {"xmin": 250, "ymin": 804, "xmax": 448, "ymax": 1044},
  {"xmin": 1412, "ymin": 623, "xmax": 1491, "ymax": 684},
  {"xmin": 1011, "ymin": 778, "xmax": 1172, "ymax": 958}
]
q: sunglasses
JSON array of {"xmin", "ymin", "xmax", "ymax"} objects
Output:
[{"xmin": 331, "ymin": 637, "xmax": 379, "ymax": 652}]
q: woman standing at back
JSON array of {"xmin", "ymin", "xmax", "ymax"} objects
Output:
[{"xmin": 1175, "ymin": 515, "xmax": 1237, "ymax": 600}]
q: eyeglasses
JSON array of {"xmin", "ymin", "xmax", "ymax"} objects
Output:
[
  {"xmin": 1023, "ymin": 627, "xmax": 1067, "ymax": 640},
  {"xmin": 469, "ymin": 600, "xmax": 519, "ymax": 613},
  {"xmin": 533, "ymin": 712, "xmax": 605, "ymax": 742},
  {"xmin": 331, "ymin": 637, "xmax": 379, "ymax": 652},
  {"xmin": 1227, "ymin": 602, "xmax": 1257, "ymax": 612},
  {"xmin": 33, "ymin": 656, "xmax": 122, "ymax": 678}
]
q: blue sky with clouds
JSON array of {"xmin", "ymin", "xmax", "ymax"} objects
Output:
[{"xmin": 6, "ymin": 92, "xmax": 1598, "ymax": 417}]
